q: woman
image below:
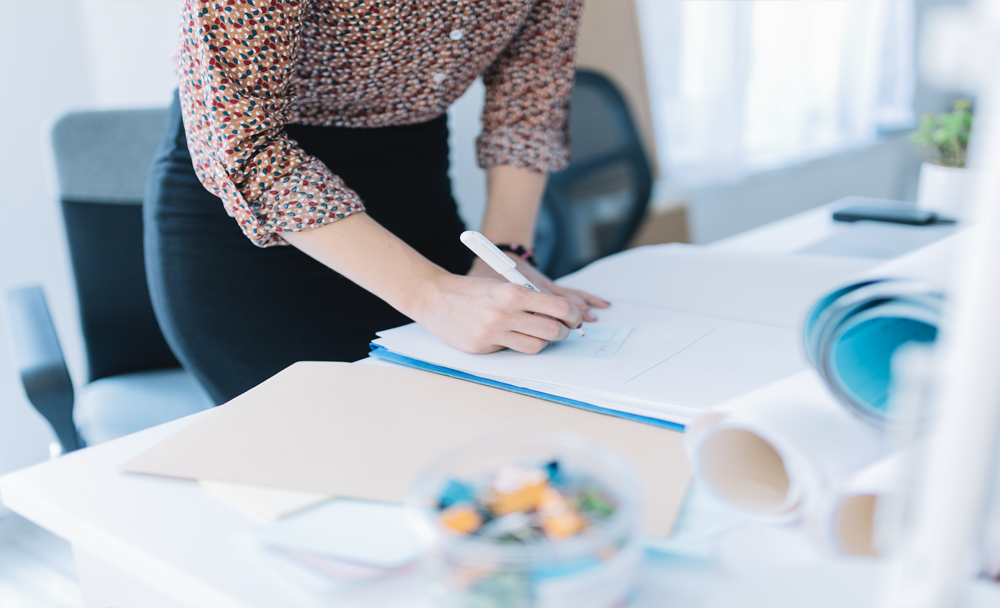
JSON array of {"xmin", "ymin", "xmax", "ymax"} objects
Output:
[{"xmin": 145, "ymin": 0, "xmax": 608, "ymax": 404}]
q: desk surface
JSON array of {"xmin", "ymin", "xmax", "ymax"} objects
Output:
[
  {"xmin": 0, "ymin": 201, "xmax": 978, "ymax": 608},
  {"xmin": 0, "ymin": 407, "xmax": 850, "ymax": 608},
  {"xmin": 711, "ymin": 200, "xmax": 957, "ymax": 258}
]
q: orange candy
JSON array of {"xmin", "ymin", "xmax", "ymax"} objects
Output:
[{"xmin": 439, "ymin": 505, "xmax": 484, "ymax": 535}]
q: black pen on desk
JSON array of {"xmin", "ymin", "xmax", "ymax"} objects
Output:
[{"xmin": 460, "ymin": 231, "xmax": 586, "ymax": 337}]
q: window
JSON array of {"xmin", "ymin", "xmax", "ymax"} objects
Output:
[{"xmin": 637, "ymin": 0, "xmax": 915, "ymax": 186}]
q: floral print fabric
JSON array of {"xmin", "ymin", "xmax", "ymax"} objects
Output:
[{"xmin": 177, "ymin": 0, "xmax": 583, "ymax": 247}]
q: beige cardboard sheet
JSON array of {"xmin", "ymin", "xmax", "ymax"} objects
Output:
[{"xmin": 123, "ymin": 362, "xmax": 689, "ymax": 537}]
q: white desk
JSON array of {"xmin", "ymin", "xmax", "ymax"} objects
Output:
[
  {"xmin": 1, "ymin": 201, "xmax": 979, "ymax": 608},
  {"xmin": 711, "ymin": 199, "xmax": 957, "ymax": 257}
]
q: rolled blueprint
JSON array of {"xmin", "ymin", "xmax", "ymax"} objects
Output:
[
  {"xmin": 685, "ymin": 371, "xmax": 883, "ymax": 522},
  {"xmin": 803, "ymin": 278, "xmax": 943, "ymax": 425}
]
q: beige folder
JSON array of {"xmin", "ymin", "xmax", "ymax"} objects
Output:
[{"xmin": 123, "ymin": 362, "xmax": 689, "ymax": 537}]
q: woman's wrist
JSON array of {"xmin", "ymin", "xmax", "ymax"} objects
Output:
[
  {"xmin": 405, "ymin": 265, "xmax": 458, "ymax": 323},
  {"xmin": 479, "ymin": 165, "xmax": 547, "ymax": 246}
]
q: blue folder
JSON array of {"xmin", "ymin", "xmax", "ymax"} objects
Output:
[{"xmin": 368, "ymin": 344, "xmax": 685, "ymax": 432}]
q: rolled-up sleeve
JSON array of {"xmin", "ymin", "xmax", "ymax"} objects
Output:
[
  {"xmin": 476, "ymin": 0, "xmax": 584, "ymax": 174},
  {"xmin": 177, "ymin": 0, "xmax": 364, "ymax": 248}
]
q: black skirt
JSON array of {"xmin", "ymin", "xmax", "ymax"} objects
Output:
[{"xmin": 143, "ymin": 92, "xmax": 473, "ymax": 404}]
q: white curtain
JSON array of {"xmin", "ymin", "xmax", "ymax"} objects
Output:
[{"xmin": 636, "ymin": 0, "xmax": 915, "ymax": 187}]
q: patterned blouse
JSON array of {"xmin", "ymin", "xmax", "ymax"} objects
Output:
[{"xmin": 178, "ymin": 0, "xmax": 584, "ymax": 247}]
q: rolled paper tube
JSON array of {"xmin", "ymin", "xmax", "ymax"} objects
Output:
[
  {"xmin": 809, "ymin": 449, "xmax": 1000, "ymax": 581},
  {"xmin": 808, "ymin": 451, "xmax": 906, "ymax": 557},
  {"xmin": 685, "ymin": 370, "xmax": 883, "ymax": 522}
]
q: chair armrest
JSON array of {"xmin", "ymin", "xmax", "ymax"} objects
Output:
[{"xmin": 4, "ymin": 286, "xmax": 81, "ymax": 452}]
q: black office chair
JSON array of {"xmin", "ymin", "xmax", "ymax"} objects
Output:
[
  {"xmin": 534, "ymin": 69, "xmax": 654, "ymax": 279},
  {"xmin": 5, "ymin": 109, "xmax": 212, "ymax": 454}
]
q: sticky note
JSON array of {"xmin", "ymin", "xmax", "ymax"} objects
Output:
[{"xmin": 540, "ymin": 326, "xmax": 632, "ymax": 360}]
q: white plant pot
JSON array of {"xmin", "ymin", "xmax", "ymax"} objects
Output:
[{"xmin": 916, "ymin": 161, "xmax": 968, "ymax": 221}]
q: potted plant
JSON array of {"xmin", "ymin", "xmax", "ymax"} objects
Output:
[{"xmin": 911, "ymin": 99, "xmax": 973, "ymax": 221}]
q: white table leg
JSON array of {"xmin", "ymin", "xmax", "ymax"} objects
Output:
[{"xmin": 74, "ymin": 545, "xmax": 179, "ymax": 608}]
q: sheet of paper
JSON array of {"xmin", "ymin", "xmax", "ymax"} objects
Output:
[
  {"xmin": 123, "ymin": 363, "xmax": 690, "ymax": 538},
  {"xmin": 251, "ymin": 499, "xmax": 420, "ymax": 568},
  {"xmin": 556, "ymin": 243, "xmax": 876, "ymax": 329},
  {"xmin": 199, "ymin": 480, "xmax": 332, "ymax": 520},
  {"xmin": 540, "ymin": 326, "xmax": 631, "ymax": 359}
]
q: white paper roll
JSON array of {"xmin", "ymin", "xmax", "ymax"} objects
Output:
[
  {"xmin": 808, "ymin": 451, "xmax": 906, "ymax": 557},
  {"xmin": 685, "ymin": 370, "xmax": 883, "ymax": 522}
]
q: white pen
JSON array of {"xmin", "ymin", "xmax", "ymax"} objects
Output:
[{"xmin": 460, "ymin": 230, "xmax": 586, "ymax": 337}]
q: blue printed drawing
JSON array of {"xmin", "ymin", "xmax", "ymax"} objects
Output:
[{"xmin": 541, "ymin": 326, "xmax": 632, "ymax": 360}]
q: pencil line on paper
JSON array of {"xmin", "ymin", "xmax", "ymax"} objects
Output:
[{"xmin": 622, "ymin": 329, "xmax": 716, "ymax": 385}]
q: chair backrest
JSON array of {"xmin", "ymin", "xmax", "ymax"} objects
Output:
[
  {"xmin": 51, "ymin": 109, "xmax": 178, "ymax": 383},
  {"xmin": 535, "ymin": 70, "xmax": 654, "ymax": 278}
]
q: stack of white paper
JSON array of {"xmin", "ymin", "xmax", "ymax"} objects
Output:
[
  {"xmin": 372, "ymin": 245, "xmax": 874, "ymax": 425},
  {"xmin": 375, "ymin": 301, "xmax": 807, "ymax": 424}
]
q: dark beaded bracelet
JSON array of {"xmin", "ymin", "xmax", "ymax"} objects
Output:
[{"xmin": 495, "ymin": 243, "xmax": 538, "ymax": 267}]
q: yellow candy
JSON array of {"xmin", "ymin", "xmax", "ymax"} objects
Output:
[
  {"xmin": 439, "ymin": 505, "xmax": 483, "ymax": 535},
  {"xmin": 538, "ymin": 488, "xmax": 588, "ymax": 539}
]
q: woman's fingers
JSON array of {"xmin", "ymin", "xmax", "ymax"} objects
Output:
[
  {"xmin": 556, "ymin": 286, "xmax": 610, "ymax": 310},
  {"xmin": 555, "ymin": 288, "xmax": 593, "ymax": 321},
  {"xmin": 577, "ymin": 289, "xmax": 611, "ymax": 309},
  {"xmin": 546, "ymin": 285, "xmax": 605, "ymax": 322},
  {"xmin": 499, "ymin": 330, "xmax": 552, "ymax": 355},
  {"xmin": 504, "ymin": 285, "xmax": 584, "ymax": 331},
  {"xmin": 511, "ymin": 311, "xmax": 571, "ymax": 343}
]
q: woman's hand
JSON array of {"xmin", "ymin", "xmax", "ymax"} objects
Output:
[
  {"xmin": 414, "ymin": 273, "xmax": 584, "ymax": 355},
  {"xmin": 467, "ymin": 256, "xmax": 611, "ymax": 322},
  {"xmin": 472, "ymin": 165, "xmax": 611, "ymax": 322},
  {"xmin": 283, "ymin": 213, "xmax": 586, "ymax": 356}
]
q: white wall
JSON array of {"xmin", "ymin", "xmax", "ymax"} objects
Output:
[
  {"xmin": 686, "ymin": 135, "xmax": 922, "ymax": 243},
  {"xmin": 76, "ymin": 0, "xmax": 183, "ymax": 109}
]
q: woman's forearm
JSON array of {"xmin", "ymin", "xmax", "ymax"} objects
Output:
[
  {"xmin": 280, "ymin": 212, "xmax": 445, "ymax": 319},
  {"xmin": 281, "ymin": 211, "xmax": 585, "ymax": 355},
  {"xmin": 479, "ymin": 165, "xmax": 547, "ymax": 246}
]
